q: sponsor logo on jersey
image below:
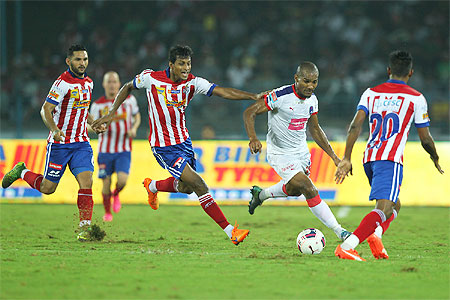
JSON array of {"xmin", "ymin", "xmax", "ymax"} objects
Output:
[
  {"xmin": 170, "ymin": 88, "xmax": 180, "ymax": 94},
  {"xmin": 48, "ymin": 90, "xmax": 60, "ymax": 100},
  {"xmin": 73, "ymin": 99, "xmax": 90, "ymax": 109},
  {"xmin": 49, "ymin": 162, "xmax": 62, "ymax": 170},
  {"xmin": 422, "ymin": 112, "xmax": 429, "ymax": 120},
  {"xmin": 267, "ymin": 91, "xmax": 278, "ymax": 103},
  {"xmin": 48, "ymin": 170, "xmax": 60, "ymax": 177},
  {"xmin": 157, "ymin": 86, "xmax": 187, "ymax": 108},
  {"xmin": 309, "ymin": 106, "xmax": 314, "ymax": 115},
  {"xmin": 136, "ymin": 74, "xmax": 141, "ymax": 84},
  {"xmin": 288, "ymin": 118, "xmax": 308, "ymax": 130},
  {"xmin": 70, "ymin": 89, "xmax": 80, "ymax": 99}
]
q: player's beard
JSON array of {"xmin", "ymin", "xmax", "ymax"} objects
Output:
[{"xmin": 70, "ymin": 62, "xmax": 86, "ymax": 77}]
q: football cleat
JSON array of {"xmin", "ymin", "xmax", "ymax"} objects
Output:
[
  {"xmin": 143, "ymin": 178, "xmax": 159, "ymax": 210},
  {"xmin": 339, "ymin": 230, "xmax": 352, "ymax": 242},
  {"xmin": 367, "ymin": 233, "xmax": 389, "ymax": 259},
  {"xmin": 335, "ymin": 244, "xmax": 366, "ymax": 261},
  {"xmin": 231, "ymin": 221, "xmax": 250, "ymax": 246},
  {"xmin": 77, "ymin": 225, "xmax": 92, "ymax": 242},
  {"xmin": 103, "ymin": 213, "xmax": 113, "ymax": 222},
  {"xmin": 2, "ymin": 162, "xmax": 26, "ymax": 189},
  {"xmin": 112, "ymin": 192, "xmax": 121, "ymax": 213},
  {"xmin": 248, "ymin": 185, "xmax": 263, "ymax": 215}
]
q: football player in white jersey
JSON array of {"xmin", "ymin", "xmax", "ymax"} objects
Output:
[
  {"xmin": 93, "ymin": 45, "xmax": 265, "ymax": 246},
  {"xmin": 334, "ymin": 50, "xmax": 444, "ymax": 261},
  {"xmin": 244, "ymin": 62, "xmax": 351, "ymax": 242}
]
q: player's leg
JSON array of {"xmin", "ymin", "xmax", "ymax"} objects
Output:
[
  {"xmin": 286, "ymin": 172, "xmax": 350, "ymax": 241},
  {"xmin": 111, "ymin": 152, "xmax": 131, "ymax": 213},
  {"xmin": 337, "ymin": 161, "xmax": 402, "ymax": 260},
  {"xmin": 101, "ymin": 176, "xmax": 113, "ymax": 221},
  {"xmin": 70, "ymin": 142, "xmax": 96, "ymax": 241},
  {"xmin": 98, "ymin": 153, "xmax": 113, "ymax": 221},
  {"xmin": 179, "ymin": 163, "xmax": 249, "ymax": 245},
  {"xmin": 248, "ymin": 180, "xmax": 288, "ymax": 215}
]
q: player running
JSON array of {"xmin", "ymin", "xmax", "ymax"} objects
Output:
[
  {"xmin": 92, "ymin": 45, "xmax": 264, "ymax": 245},
  {"xmin": 334, "ymin": 50, "xmax": 444, "ymax": 261},
  {"xmin": 90, "ymin": 71, "xmax": 141, "ymax": 222},
  {"xmin": 244, "ymin": 62, "xmax": 351, "ymax": 241},
  {"xmin": 2, "ymin": 45, "xmax": 106, "ymax": 241}
]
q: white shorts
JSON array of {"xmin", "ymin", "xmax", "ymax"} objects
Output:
[{"xmin": 267, "ymin": 152, "xmax": 311, "ymax": 183}]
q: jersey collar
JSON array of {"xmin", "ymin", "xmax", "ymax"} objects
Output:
[
  {"xmin": 67, "ymin": 68, "xmax": 86, "ymax": 79},
  {"xmin": 387, "ymin": 79, "xmax": 406, "ymax": 85},
  {"xmin": 291, "ymin": 84, "xmax": 307, "ymax": 100}
]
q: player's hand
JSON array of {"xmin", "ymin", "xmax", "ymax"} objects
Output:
[
  {"xmin": 92, "ymin": 123, "xmax": 107, "ymax": 134},
  {"xmin": 52, "ymin": 129, "xmax": 65, "ymax": 142},
  {"xmin": 92, "ymin": 115, "xmax": 113, "ymax": 129},
  {"xmin": 431, "ymin": 156, "xmax": 444, "ymax": 174},
  {"xmin": 334, "ymin": 159, "xmax": 352, "ymax": 184},
  {"xmin": 249, "ymin": 138, "xmax": 262, "ymax": 154},
  {"xmin": 127, "ymin": 128, "xmax": 137, "ymax": 138},
  {"xmin": 255, "ymin": 89, "xmax": 272, "ymax": 101}
]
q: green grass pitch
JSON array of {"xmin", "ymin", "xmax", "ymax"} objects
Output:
[{"xmin": 1, "ymin": 203, "xmax": 449, "ymax": 299}]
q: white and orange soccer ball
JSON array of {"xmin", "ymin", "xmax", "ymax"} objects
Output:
[{"xmin": 296, "ymin": 228, "xmax": 326, "ymax": 255}]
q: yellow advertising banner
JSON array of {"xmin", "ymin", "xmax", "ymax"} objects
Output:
[{"xmin": 0, "ymin": 139, "xmax": 449, "ymax": 206}]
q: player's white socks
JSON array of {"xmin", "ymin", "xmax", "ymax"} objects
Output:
[
  {"xmin": 149, "ymin": 179, "xmax": 157, "ymax": 193},
  {"xmin": 374, "ymin": 226, "xmax": 383, "ymax": 239},
  {"xmin": 259, "ymin": 181, "xmax": 287, "ymax": 202},
  {"xmin": 308, "ymin": 200, "xmax": 343, "ymax": 238},
  {"xmin": 224, "ymin": 224, "xmax": 234, "ymax": 238},
  {"xmin": 341, "ymin": 234, "xmax": 360, "ymax": 250},
  {"xmin": 21, "ymin": 169, "xmax": 29, "ymax": 179}
]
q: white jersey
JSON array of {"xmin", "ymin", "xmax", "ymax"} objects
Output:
[
  {"xmin": 90, "ymin": 95, "xmax": 139, "ymax": 153},
  {"xmin": 357, "ymin": 79, "xmax": 430, "ymax": 164},
  {"xmin": 264, "ymin": 84, "xmax": 319, "ymax": 155},
  {"xmin": 133, "ymin": 68, "xmax": 216, "ymax": 147}
]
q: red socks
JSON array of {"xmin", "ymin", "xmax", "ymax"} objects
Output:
[
  {"xmin": 198, "ymin": 193, "xmax": 229, "ymax": 229},
  {"xmin": 381, "ymin": 210, "xmax": 397, "ymax": 234},
  {"xmin": 77, "ymin": 189, "xmax": 93, "ymax": 224},
  {"xmin": 353, "ymin": 209, "xmax": 386, "ymax": 243},
  {"xmin": 156, "ymin": 177, "xmax": 178, "ymax": 192},
  {"xmin": 23, "ymin": 171, "xmax": 43, "ymax": 192},
  {"xmin": 103, "ymin": 193, "xmax": 111, "ymax": 214},
  {"xmin": 306, "ymin": 194, "xmax": 322, "ymax": 207}
]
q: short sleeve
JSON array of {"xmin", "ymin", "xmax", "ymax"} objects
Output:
[
  {"xmin": 311, "ymin": 95, "xmax": 319, "ymax": 115},
  {"xmin": 356, "ymin": 89, "xmax": 370, "ymax": 115},
  {"xmin": 264, "ymin": 90, "xmax": 281, "ymax": 111},
  {"xmin": 193, "ymin": 76, "xmax": 216, "ymax": 97},
  {"xmin": 414, "ymin": 95, "xmax": 430, "ymax": 128},
  {"xmin": 46, "ymin": 80, "xmax": 69, "ymax": 105},
  {"xmin": 133, "ymin": 69, "xmax": 153, "ymax": 90},
  {"xmin": 128, "ymin": 95, "xmax": 139, "ymax": 115}
]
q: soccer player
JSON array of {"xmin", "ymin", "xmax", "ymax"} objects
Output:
[
  {"xmin": 244, "ymin": 62, "xmax": 351, "ymax": 241},
  {"xmin": 90, "ymin": 71, "xmax": 141, "ymax": 222},
  {"xmin": 1, "ymin": 45, "xmax": 106, "ymax": 241},
  {"xmin": 92, "ymin": 45, "xmax": 264, "ymax": 245},
  {"xmin": 334, "ymin": 50, "xmax": 444, "ymax": 261}
]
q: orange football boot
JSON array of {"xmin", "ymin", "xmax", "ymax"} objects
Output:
[
  {"xmin": 335, "ymin": 244, "xmax": 366, "ymax": 261},
  {"xmin": 143, "ymin": 178, "xmax": 159, "ymax": 210},
  {"xmin": 367, "ymin": 233, "xmax": 389, "ymax": 259},
  {"xmin": 231, "ymin": 221, "xmax": 249, "ymax": 246}
]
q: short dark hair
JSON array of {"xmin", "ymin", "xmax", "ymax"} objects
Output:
[
  {"xmin": 67, "ymin": 44, "xmax": 87, "ymax": 58},
  {"xmin": 168, "ymin": 45, "xmax": 193, "ymax": 63},
  {"xmin": 389, "ymin": 50, "xmax": 413, "ymax": 77}
]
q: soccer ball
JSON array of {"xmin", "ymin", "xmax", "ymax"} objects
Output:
[{"xmin": 296, "ymin": 228, "xmax": 326, "ymax": 255}]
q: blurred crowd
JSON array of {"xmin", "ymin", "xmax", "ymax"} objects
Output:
[{"xmin": 1, "ymin": 1, "xmax": 448, "ymax": 140}]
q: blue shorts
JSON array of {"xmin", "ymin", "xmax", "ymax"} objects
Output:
[
  {"xmin": 363, "ymin": 160, "xmax": 403, "ymax": 203},
  {"xmin": 97, "ymin": 152, "xmax": 131, "ymax": 179},
  {"xmin": 151, "ymin": 138, "xmax": 196, "ymax": 179},
  {"xmin": 44, "ymin": 142, "xmax": 94, "ymax": 183}
]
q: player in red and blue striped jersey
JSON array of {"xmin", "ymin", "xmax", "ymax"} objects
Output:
[
  {"xmin": 93, "ymin": 45, "xmax": 265, "ymax": 245},
  {"xmin": 334, "ymin": 50, "xmax": 444, "ymax": 261},
  {"xmin": 90, "ymin": 71, "xmax": 141, "ymax": 222},
  {"xmin": 1, "ymin": 45, "xmax": 106, "ymax": 241}
]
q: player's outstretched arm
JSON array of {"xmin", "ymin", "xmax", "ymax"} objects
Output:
[
  {"xmin": 335, "ymin": 110, "xmax": 366, "ymax": 184},
  {"xmin": 417, "ymin": 127, "xmax": 444, "ymax": 174},
  {"xmin": 307, "ymin": 114, "xmax": 340, "ymax": 166},
  {"xmin": 243, "ymin": 100, "xmax": 268, "ymax": 154},
  {"xmin": 212, "ymin": 86, "xmax": 263, "ymax": 101},
  {"xmin": 40, "ymin": 102, "xmax": 65, "ymax": 142},
  {"xmin": 92, "ymin": 81, "xmax": 135, "ymax": 128}
]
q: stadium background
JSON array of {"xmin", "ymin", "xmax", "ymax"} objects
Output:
[{"xmin": 0, "ymin": 1, "xmax": 449, "ymax": 206}]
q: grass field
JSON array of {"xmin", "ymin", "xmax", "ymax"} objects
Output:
[{"xmin": 0, "ymin": 203, "xmax": 449, "ymax": 299}]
